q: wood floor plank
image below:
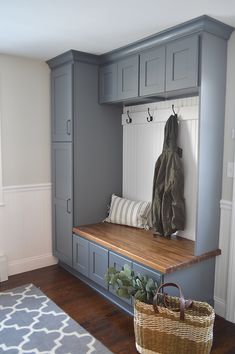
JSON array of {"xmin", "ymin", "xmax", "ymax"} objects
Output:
[{"xmin": 0, "ymin": 264, "xmax": 234, "ymax": 354}]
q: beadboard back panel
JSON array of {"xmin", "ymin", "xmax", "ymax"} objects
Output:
[{"xmin": 123, "ymin": 97, "xmax": 199, "ymax": 240}]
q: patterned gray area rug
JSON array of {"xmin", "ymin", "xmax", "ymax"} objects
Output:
[{"xmin": 0, "ymin": 284, "xmax": 112, "ymax": 354}]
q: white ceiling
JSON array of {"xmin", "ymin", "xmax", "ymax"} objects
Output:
[{"xmin": 0, "ymin": 0, "xmax": 235, "ymax": 61}]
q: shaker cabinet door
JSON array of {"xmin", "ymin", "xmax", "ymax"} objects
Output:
[
  {"xmin": 140, "ymin": 46, "xmax": 165, "ymax": 96},
  {"xmin": 117, "ymin": 55, "xmax": 139, "ymax": 100},
  {"xmin": 52, "ymin": 143, "xmax": 73, "ymax": 266},
  {"xmin": 89, "ymin": 243, "xmax": 108, "ymax": 289},
  {"xmin": 73, "ymin": 235, "xmax": 89, "ymax": 276},
  {"xmin": 51, "ymin": 64, "xmax": 73, "ymax": 142},
  {"xmin": 99, "ymin": 63, "xmax": 118, "ymax": 103},
  {"xmin": 166, "ymin": 35, "xmax": 199, "ymax": 91}
]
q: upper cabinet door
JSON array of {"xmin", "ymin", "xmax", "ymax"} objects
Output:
[
  {"xmin": 140, "ymin": 47, "xmax": 165, "ymax": 96},
  {"xmin": 166, "ymin": 35, "xmax": 199, "ymax": 91},
  {"xmin": 51, "ymin": 64, "xmax": 73, "ymax": 142},
  {"xmin": 99, "ymin": 63, "xmax": 118, "ymax": 103},
  {"xmin": 117, "ymin": 55, "xmax": 139, "ymax": 100}
]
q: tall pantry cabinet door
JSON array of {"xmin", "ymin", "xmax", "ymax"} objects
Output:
[
  {"xmin": 51, "ymin": 64, "xmax": 73, "ymax": 142},
  {"xmin": 166, "ymin": 35, "xmax": 199, "ymax": 91},
  {"xmin": 52, "ymin": 143, "xmax": 73, "ymax": 266}
]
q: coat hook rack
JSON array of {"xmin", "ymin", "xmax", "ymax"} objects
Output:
[
  {"xmin": 126, "ymin": 110, "xmax": 132, "ymax": 124},
  {"xmin": 147, "ymin": 108, "xmax": 153, "ymax": 122}
]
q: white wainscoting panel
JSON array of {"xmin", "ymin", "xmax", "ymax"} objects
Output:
[
  {"xmin": 123, "ymin": 97, "xmax": 199, "ymax": 240},
  {"xmin": 0, "ymin": 183, "xmax": 57, "ymax": 276},
  {"xmin": 214, "ymin": 200, "xmax": 232, "ymax": 317},
  {"xmin": 226, "ymin": 170, "xmax": 235, "ymax": 322}
]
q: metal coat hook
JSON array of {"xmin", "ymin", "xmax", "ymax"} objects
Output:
[
  {"xmin": 172, "ymin": 104, "xmax": 177, "ymax": 118},
  {"xmin": 126, "ymin": 110, "xmax": 132, "ymax": 124},
  {"xmin": 147, "ymin": 108, "xmax": 153, "ymax": 122}
]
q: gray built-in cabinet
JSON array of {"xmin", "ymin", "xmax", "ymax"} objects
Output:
[
  {"xmin": 48, "ymin": 52, "xmax": 123, "ymax": 268},
  {"xmin": 99, "ymin": 34, "xmax": 200, "ymax": 103},
  {"xmin": 47, "ymin": 16, "xmax": 234, "ymax": 314}
]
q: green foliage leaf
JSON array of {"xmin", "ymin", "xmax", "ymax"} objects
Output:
[{"xmin": 106, "ymin": 264, "xmax": 159, "ymax": 304}]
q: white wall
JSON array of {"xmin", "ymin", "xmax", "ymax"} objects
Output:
[
  {"xmin": 0, "ymin": 54, "xmax": 56, "ymax": 276},
  {"xmin": 0, "ymin": 54, "xmax": 51, "ymax": 186},
  {"xmin": 214, "ymin": 32, "xmax": 235, "ymax": 318}
]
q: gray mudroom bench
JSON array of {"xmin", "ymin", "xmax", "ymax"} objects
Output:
[{"xmin": 46, "ymin": 15, "xmax": 234, "ymax": 314}]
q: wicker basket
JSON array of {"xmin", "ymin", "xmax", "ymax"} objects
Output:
[{"xmin": 134, "ymin": 282, "xmax": 215, "ymax": 354}]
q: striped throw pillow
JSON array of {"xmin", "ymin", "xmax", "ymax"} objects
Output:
[{"xmin": 105, "ymin": 194, "xmax": 151, "ymax": 229}]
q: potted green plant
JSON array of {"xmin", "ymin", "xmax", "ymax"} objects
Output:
[{"xmin": 105, "ymin": 264, "xmax": 159, "ymax": 304}]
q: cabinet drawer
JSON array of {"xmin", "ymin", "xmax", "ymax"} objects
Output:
[
  {"xmin": 117, "ymin": 55, "xmax": 139, "ymax": 100},
  {"xmin": 109, "ymin": 252, "xmax": 132, "ymax": 305},
  {"xmin": 140, "ymin": 46, "xmax": 165, "ymax": 96},
  {"xmin": 73, "ymin": 235, "xmax": 89, "ymax": 276},
  {"xmin": 133, "ymin": 263, "xmax": 162, "ymax": 287},
  {"xmin": 89, "ymin": 243, "xmax": 108, "ymax": 289},
  {"xmin": 166, "ymin": 35, "xmax": 199, "ymax": 91}
]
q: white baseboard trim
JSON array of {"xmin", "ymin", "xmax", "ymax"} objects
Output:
[
  {"xmin": 8, "ymin": 253, "xmax": 58, "ymax": 276},
  {"xmin": 214, "ymin": 296, "xmax": 226, "ymax": 318}
]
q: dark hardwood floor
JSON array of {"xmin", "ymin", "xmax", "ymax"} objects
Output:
[{"xmin": 0, "ymin": 264, "xmax": 235, "ymax": 354}]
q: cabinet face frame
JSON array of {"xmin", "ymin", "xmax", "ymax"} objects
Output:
[
  {"xmin": 165, "ymin": 35, "xmax": 199, "ymax": 91},
  {"xmin": 139, "ymin": 46, "xmax": 166, "ymax": 96}
]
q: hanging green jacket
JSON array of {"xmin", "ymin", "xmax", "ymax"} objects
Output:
[{"xmin": 151, "ymin": 115, "xmax": 185, "ymax": 236}]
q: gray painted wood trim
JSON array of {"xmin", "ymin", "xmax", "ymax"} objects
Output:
[
  {"xmin": 164, "ymin": 258, "xmax": 215, "ymax": 304},
  {"xmin": 47, "ymin": 49, "xmax": 100, "ymax": 69},
  {"xmin": 100, "ymin": 15, "xmax": 234, "ymax": 64},
  {"xmin": 195, "ymin": 33, "xmax": 228, "ymax": 255},
  {"xmin": 46, "ymin": 16, "xmax": 234, "ymax": 69}
]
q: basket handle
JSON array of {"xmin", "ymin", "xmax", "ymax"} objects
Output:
[{"xmin": 153, "ymin": 282, "xmax": 192, "ymax": 320}]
